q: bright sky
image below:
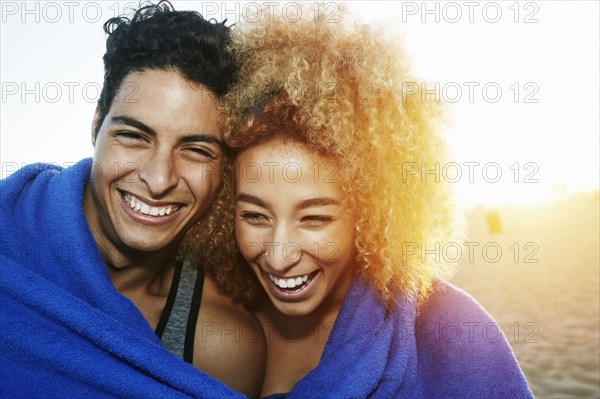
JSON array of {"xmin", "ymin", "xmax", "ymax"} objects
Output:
[{"xmin": 1, "ymin": 1, "xmax": 598, "ymax": 209}]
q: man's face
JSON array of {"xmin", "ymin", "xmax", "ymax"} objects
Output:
[{"xmin": 84, "ymin": 70, "xmax": 223, "ymax": 258}]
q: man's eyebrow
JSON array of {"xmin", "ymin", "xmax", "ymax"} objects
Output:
[
  {"xmin": 111, "ymin": 116, "xmax": 223, "ymax": 148},
  {"xmin": 237, "ymin": 193, "xmax": 269, "ymax": 209},
  {"xmin": 296, "ymin": 197, "xmax": 340, "ymax": 210},
  {"xmin": 111, "ymin": 116, "xmax": 157, "ymax": 136}
]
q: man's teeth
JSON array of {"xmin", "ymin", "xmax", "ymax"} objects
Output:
[
  {"xmin": 124, "ymin": 194, "xmax": 178, "ymax": 217},
  {"xmin": 269, "ymin": 273, "xmax": 311, "ymax": 290}
]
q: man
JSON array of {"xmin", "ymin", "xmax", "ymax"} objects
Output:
[{"xmin": 0, "ymin": 2, "xmax": 264, "ymax": 398}]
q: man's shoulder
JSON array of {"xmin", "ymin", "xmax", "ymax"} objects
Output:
[
  {"xmin": 0, "ymin": 158, "xmax": 93, "ymax": 265},
  {"xmin": 1, "ymin": 159, "xmax": 91, "ymax": 205},
  {"xmin": 1, "ymin": 163, "xmax": 60, "ymax": 201}
]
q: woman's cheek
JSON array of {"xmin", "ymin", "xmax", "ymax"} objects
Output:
[
  {"xmin": 238, "ymin": 226, "xmax": 269, "ymax": 260},
  {"xmin": 302, "ymin": 231, "xmax": 333, "ymax": 261}
]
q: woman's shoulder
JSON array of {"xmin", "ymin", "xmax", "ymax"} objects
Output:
[
  {"xmin": 417, "ymin": 279, "xmax": 493, "ymax": 326},
  {"xmin": 414, "ymin": 278, "xmax": 511, "ymax": 354},
  {"xmin": 412, "ymin": 279, "xmax": 533, "ymax": 398}
]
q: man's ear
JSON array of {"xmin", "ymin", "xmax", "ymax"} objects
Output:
[{"xmin": 91, "ymin": 106, "xmax": 102, "ymax": 146}]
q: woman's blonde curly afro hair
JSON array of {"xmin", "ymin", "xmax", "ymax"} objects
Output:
[{"xmin": 184, "ymin": 5, "xmax": 461, "ymax": 307}]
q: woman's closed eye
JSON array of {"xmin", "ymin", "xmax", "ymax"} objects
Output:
[
  {"xmin": 302, "ymin": 215, "xmax": 335, "ymax": 227},
  {"xmin": 240, "ymin": 211, "xmax": 270, "ymax": 225}
]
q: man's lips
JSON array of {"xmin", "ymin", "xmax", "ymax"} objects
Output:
[
  {"xmin": 118, "ymin": 190, "xmax": 186, "ymax": 226},
  {"xmin": 120, "ymin": 191, "xmax": 183, "ymax": 217}
]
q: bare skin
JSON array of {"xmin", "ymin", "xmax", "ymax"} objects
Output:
[
  {"xmin": 112, "ymin": 265, "xmax": 265, "ymax": 398},
  {"xmin": 196, "ymin": 277, "xmax": 266, "ymax": 398},
  {"xmin": 255, "ymin": 294, "xmax": 340, "ymax": 396}
]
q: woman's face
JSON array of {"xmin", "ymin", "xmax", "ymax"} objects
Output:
[{"xmin": 235, "ymin": 138, "xmax": 356, "ymax": 317}]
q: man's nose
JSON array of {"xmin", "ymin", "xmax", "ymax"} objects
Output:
[{"xmin": 137, "ymin": 151, "xmax": 179, "ymax": 197}]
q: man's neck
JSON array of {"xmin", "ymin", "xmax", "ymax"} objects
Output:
[
  {"xmin": 105, "ymin": 247, "xmax": 178, "ymax": 297},
  {"xmin": 105, "ymin": 248, "xmax": 179, "ymax": 330},
  {"xmin": 82, "ymin": 181, "xmax": 181, "ymax": 297}
]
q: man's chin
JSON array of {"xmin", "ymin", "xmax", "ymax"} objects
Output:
[{"xmin": 114, "ymin": 229, "xmax": 183, "ymax": 257}]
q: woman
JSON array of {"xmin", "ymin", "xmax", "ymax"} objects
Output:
[{"xmin": 188, "ymin": 7, "xmax": 533, "ymax": 399}]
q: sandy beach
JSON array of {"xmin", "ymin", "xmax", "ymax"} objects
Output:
[{"xmin": 450, "ymin": 192, "xmax": 600, "ymax": 398}]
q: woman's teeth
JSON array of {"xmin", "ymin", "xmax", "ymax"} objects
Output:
[{"xmin": 269, "ymin": 272, "xmax": 313, "ymax": 291}]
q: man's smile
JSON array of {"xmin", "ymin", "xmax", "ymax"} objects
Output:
[{"xmin": 120, "ymin": 190, "xmax": 183, "ymax": 217}]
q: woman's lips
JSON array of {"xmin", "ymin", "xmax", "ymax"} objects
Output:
[{"xmin": 264, "ymin": 269, "xmax": 320, "ymax": 302}]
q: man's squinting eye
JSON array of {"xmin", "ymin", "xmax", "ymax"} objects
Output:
[
  {"xmin": 185, "ymin": 146, "xmax": 217, "ymax": 160},
  {"xmin": 115, "ymin": 131, "xmax": 148, "ymax": 142}
]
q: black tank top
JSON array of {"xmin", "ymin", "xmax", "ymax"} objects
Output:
[{"xmin": 155, "ymin": 259, "xmax": 204, "ymax": 364}]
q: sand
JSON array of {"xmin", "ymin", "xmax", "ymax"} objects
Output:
[{"xmin": 449, "ymin": 192, "xmax": 600, "ymax": 398}]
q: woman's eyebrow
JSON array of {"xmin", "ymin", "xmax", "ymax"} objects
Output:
[
  {"xmin": 296, "ymin": 197, "xmax": 340, "ymax": 210},
  {"xmin": 236, "ymin": 193, "xmax": 269, "ymax": 209}
]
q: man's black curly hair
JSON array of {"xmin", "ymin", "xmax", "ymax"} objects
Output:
[{"xmin": 95, "ymin": 0, "xmax": 236, "ymax": 137}]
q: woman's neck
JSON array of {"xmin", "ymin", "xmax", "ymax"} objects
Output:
[{"xmin": 256, "ymin": 273, "xmax": 354, "ymax": 397}]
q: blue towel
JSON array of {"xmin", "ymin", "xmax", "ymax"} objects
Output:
[
  {"xmin": 0, "ymin": 160, "xmax": 243, "ymax": 398},
  {"xmin": 282, "ymin": 278, "xmax": 533, "ymax": 398}
]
